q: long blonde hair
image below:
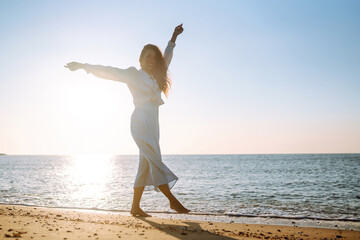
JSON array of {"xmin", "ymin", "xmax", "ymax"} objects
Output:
[{"xmin": 139, "ymin": 44, "xmax": 172, "ymax": 97}]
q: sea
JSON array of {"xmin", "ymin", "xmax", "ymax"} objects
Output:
[{"xmin": 1, "ymin": 154, "xmax": 359, "ymax": 228}]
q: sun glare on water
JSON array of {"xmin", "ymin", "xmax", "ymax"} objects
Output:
[{"xmin": 68, "ymin": 154, "xmax": 115, "ymax": 200}]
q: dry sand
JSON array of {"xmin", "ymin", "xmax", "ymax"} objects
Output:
[{"xmin": 0, "ymin": 204, "xmax": 359, "ymax": 239}]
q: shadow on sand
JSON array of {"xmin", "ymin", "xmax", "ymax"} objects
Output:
[{"xmin": 137, "ymin": 217, "xmax": 238, "ymax": 240}]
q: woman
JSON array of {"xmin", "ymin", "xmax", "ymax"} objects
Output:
[{"xmin": 65, "ymin": 24, "xmax": 189, "ymax": 217}]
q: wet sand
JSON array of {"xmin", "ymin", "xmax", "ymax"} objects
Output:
[{"xmin": 0, "ymin": 205, "xmax": 359, "ymax": 239}]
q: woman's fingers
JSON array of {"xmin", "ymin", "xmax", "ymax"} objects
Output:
[
  {"xmin": 65, "ymin": 62, "xmax": 81, "ymax": 71},
  {"xmin": 174, "ymin": 23, "xmax": 184, "ymax": 35},
  {"xmin": 177, "ymin": 24, "xmax": 183, "ymax": 30},
  {"xmin": 65, "ymin": 62, "xmax": 73, "ymax": 68}
]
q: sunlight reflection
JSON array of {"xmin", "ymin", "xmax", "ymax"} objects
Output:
[{"xmin": 68, "ymin": 154, "xmax": 115, "ymax": 200}]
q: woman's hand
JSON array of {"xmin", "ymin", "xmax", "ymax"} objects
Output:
[
  {"xmin": 65, "ymin": 62, "xmax": 84, "ymax": 71},
  {"xmin": 171, "ymin": 23, "xmax": 184, "ymax": 44},
  {"xmin": 173, "ymin": 23, "xmax": 184, "ymax": 36}
]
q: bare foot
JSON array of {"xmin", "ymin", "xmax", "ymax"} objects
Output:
[
  {"xmin": 170, "ymin": 200, "xmax": 190, "ymax": 214},
  {"xmin": 130, "ymin": 206, "xmax": 151, "ymax": 217}
]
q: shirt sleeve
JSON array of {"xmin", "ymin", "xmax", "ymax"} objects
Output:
[
  {"xmin": 83, "ymin": 64, "xmax": 137, "ymax": 83},
  {"xmin": 164, "ymin": 41, "xmax": 176, "ymax": 68}
]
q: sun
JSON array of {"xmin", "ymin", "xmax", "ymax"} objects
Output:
[{"xmin": 60, "ymin": 72, "xmax": 135, "ymax": 154}]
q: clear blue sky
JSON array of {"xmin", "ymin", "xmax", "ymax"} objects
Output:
[{"xmin": 0, "ymin": 0, "xmax": 359, "ymax": 154}]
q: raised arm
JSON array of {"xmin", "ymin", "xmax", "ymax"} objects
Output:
[
  {"xmin": 65, "ymin": 62, "xmax": 136, "ymax": 83},
  {"xmin": 164, "ymin": 23, "xmax": 184, "ymax": 67}
]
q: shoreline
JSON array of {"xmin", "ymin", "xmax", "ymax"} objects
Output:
[
  {"xmin": 1, "ymin": 204, "xmax": 359, "ymax": 239},
  {"xmin": 1, "ymin": 203, "xmax": 359, "ymax": 230}
]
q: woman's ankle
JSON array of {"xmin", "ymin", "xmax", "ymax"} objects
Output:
[{"xmin": 131, "ymin": 204, "xmax": 140, "ymax": 209}]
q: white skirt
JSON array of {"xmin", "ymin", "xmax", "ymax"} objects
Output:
[{"xmin": 130, "ymin": 101, "xmax": 178, "ymax": 191}]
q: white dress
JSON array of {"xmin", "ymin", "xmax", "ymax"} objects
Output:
[{"xmin": 83, "ymin": 41, "xmax": 178, "ymax": 191}]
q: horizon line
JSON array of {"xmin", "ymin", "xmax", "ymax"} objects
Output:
[{"xmin": 1, "ymin": 153, "xmax": 359, "ymax": 156}]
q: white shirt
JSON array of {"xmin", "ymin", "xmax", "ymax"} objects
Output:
[{"xmin": 83, "ymin": 41, "xmax": 175, "ymax": 107}]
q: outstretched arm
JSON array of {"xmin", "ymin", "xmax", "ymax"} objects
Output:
[
  {"xmin": 65, "ymin": 62, "xmax": 135, "ymax": 83},
  {"xmin": 164, "ymin": 23, "xmax": 184, "ymax": 67}
]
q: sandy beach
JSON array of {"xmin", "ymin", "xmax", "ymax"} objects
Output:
[{"xmin": 0, "ymin": 205, "xmax": 359, "ymax": 240}]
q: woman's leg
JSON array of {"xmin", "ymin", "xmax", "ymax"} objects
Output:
[
  {"xmin": 158, "ymin": 184, "xmax": 190, "ymax": 213},
  {"xmin": 130, "ymin": 186, "xmax": 151, "ymax": 217}
]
